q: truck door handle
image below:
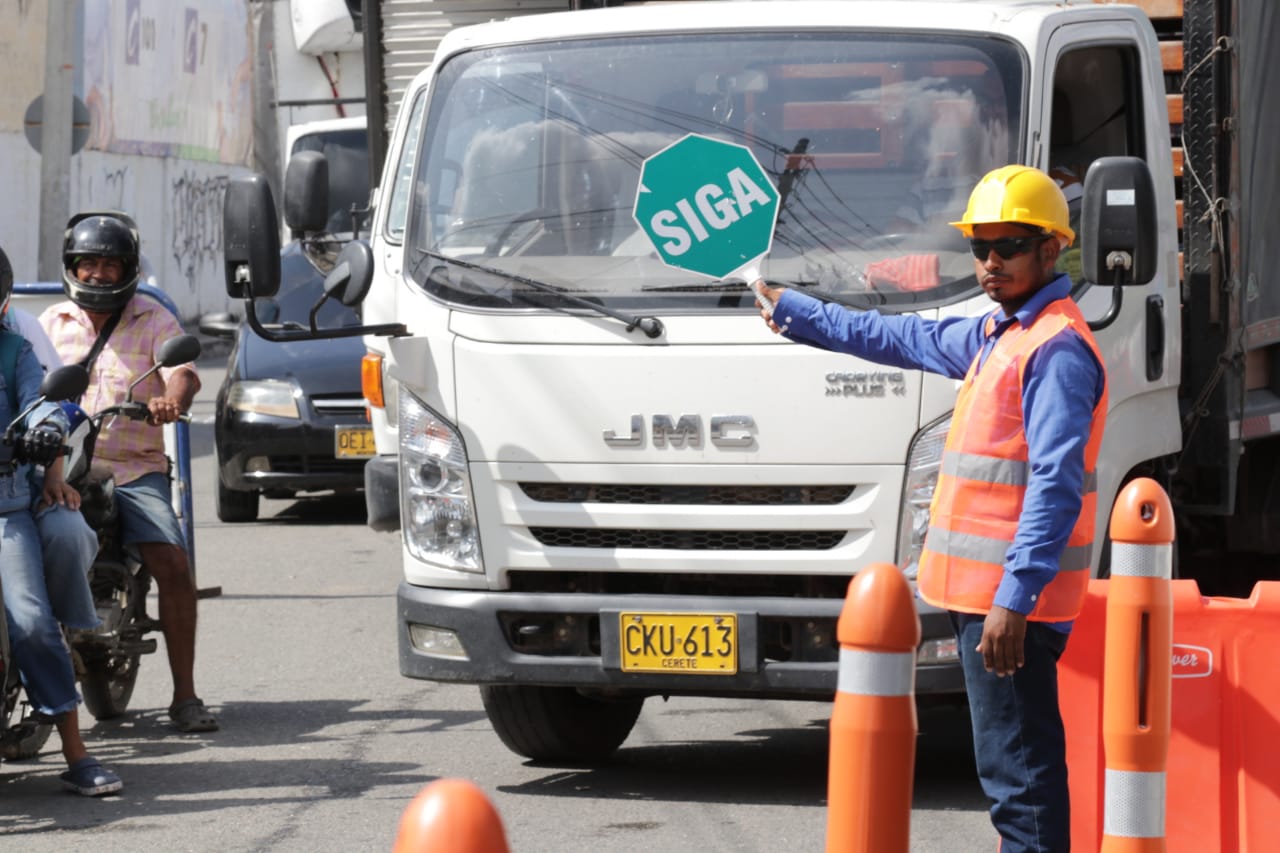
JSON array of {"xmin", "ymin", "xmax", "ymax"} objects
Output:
[{"xmin": 1146, "ymin": 294, "xmax": 1165, "ymax": 381}]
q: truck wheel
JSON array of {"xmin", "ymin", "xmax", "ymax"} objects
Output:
[
  {"xmin": 217, "ymin": 479, "xmax": 259, "ymax": 523},
  {"xmin": 479, "ymin": 685, "xmax": 644, "ymax": 763}
]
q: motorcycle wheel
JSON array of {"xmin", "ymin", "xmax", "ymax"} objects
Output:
[
  {"xmin": 1, "ymin": 713, "xmax": 53, "ymax": 761},
  {"xmin": 81, "ymin": 653, "xmax": 141, "ymax": 720}
]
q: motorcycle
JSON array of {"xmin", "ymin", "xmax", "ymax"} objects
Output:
[
  {"xmin": 61, "ymin": 334, "xmax": 203, "ymax": 720},
  {"xmin": 1, "ymin": 363, "xmax": 91, "ymax": 762},
  {"xmin": 1, "ymin": 334, "xmax": 201, "ymax": 762}
]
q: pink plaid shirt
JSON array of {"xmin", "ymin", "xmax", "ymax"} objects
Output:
[{"xmin": 40, "ymin": 295, "xmax": 197, "ymax": 487}]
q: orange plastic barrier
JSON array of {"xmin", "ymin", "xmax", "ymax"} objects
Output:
[
  {"xmin": 1062, "ymin": 579, "xmax": 1280, "ymax": 851},
  {"xmin": 1100, "ymin": 478, "xmax": 1174, "ymax": 851},
  {"xmin": 392, "ymin": 778, "xmax": 510, "ymax": 853},
  {"xmin": 826, "ymin": 562, "xmax": 921, "ymax": 853}
]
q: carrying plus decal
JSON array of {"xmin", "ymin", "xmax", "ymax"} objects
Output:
[{"xmin": 1170, "ymin": 643, "xmax": 1213, "ymax": 678}]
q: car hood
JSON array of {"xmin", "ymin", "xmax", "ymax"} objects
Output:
[{"xmin": 238, "ymin": 329, "xmax": 364, "ymax": 392}]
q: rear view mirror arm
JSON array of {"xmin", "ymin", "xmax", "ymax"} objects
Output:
[{"xmin": 243, "ymin": 294, "xmax": 407, "ymax": 342}]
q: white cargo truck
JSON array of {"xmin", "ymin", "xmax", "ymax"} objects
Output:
[{"xmin": 223, "ymin": 0, "xmax": 1280, "ymax": 762}]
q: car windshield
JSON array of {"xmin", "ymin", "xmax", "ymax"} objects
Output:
[
  {"xmin": 272, "ymin": 244, "xmax": 362, "ymax": 328},
  {"xmin": 405, "ymin": 30, "xmax": 1023, "ymax": 314},
  {"xmin": 291, "ymin": 128, "xmax": 371, "ymax": 235}
]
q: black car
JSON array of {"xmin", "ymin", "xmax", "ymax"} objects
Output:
[{"xmin": 203, "ymin": 240, "xmax": 372, "ymax": 522}]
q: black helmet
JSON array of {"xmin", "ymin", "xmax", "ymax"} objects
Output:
[
  {"xmin": 62, "ymin": 212, "xmax": 141, "ymax": 313},
  {"xmin": 0, "ymin": 245, "xmax": 12, "ymax": 317}
]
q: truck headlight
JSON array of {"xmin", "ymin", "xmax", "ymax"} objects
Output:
[
  {"xmin": 398, "ymin": 388, "xmax": 481, "ymax": 572},
  {"xmin": 897, "ymin": 414, "xmax": 951, "ymax": 580}
]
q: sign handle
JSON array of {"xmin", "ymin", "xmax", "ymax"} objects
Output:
[{"xmin": 740, "ymin": 262, "xmax": 778, "ymax": 324}]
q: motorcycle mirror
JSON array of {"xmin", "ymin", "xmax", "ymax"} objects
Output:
[
  {"xmin": 39, "ymin": 364, "xmax": 90, "ymax": 402},
  {"xmin": 156, "ymin": 335, "xmax": 203, "ymax": 368}
]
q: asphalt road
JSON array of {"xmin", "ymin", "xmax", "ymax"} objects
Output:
[{"xmin": 0, "ymin": 351, "xmax": 995, "ymax": 851}]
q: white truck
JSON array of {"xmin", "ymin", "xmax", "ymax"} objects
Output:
[{"xmin": 223, "ymin": 0, "xmax": 1279, "ymax": 761}]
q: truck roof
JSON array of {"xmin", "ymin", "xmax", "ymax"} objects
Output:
[
  {"xmin": 412, "ymin": 0, "xmax": 1152, "ymax": 95},
  {"xmin": 434, "ymin": 0, "xmax": 1143, "ymax": 50}
]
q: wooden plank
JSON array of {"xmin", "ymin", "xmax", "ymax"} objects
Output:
[
  {"xmin": 1176, "ymin": 199, "xmax": 1184, "ymax": 230},
  {"xmin": 1172, "ymin": 147, "xmax": 1183, "ymax": 177},
  {"xmin": 1167, "ymin": 94, "xmax": 1183, "ymax": 124},
  {"xmin": 1161, "ymin": 42, "xmax": 1183, "ymax": 73},
  {"xmin": 1094, "ymin": 0, "xmax": 1183, "ymax": 18}
]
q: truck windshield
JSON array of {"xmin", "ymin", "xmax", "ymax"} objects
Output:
[{"xmin": 405, "ymin": 31, "xmax": 1022, "ymax": 314}]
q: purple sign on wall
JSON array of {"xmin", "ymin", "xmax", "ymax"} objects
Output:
[
  {"xmin": 125, "ymin": 0, "xmax": 141, "ymax": 66},
  {"xmin": 183, "ymin": 8, "xmax": 198, "ymax": 73}
]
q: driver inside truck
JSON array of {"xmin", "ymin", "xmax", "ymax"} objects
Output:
[{"xmin": 0, "ymin": 245, "xmax": 123, "ymax": 797}]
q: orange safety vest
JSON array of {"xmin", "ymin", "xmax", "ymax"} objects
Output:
[{"xmin": 917, "ymin": 297, "xmax": 1107, "ymax": 621}]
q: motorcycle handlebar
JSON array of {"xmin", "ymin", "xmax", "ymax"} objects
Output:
[{"xmin": 93, "ymin": 403, "xmax": 192, "ymax": 426}]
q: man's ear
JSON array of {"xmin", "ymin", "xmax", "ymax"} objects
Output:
[{"xmin": 1041, "ymin": 237, "xmax": 1062, "ymax": 269}]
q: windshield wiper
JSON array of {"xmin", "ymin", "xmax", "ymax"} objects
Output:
[{"xmin": 416, "ymin": 250, "xmax": 664, "ymax": 339}]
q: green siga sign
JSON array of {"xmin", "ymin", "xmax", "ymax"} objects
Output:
[{"xmin": 633, "ymin": 133, "xmax": 780, "ymax": 279}]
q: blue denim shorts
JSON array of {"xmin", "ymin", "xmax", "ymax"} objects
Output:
[{"xmin": 115, "ymin": 471, "xmax": 186, "ymax": 548}]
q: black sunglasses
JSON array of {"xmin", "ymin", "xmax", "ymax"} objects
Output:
[{"xmin": 969, "ymin": 234, "xmax": 1048, "ymax": 260}]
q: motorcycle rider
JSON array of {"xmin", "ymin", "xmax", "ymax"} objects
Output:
[
  {"xmin": 0, "ymin": 245, "xmax": 123, "ymax": 795},
  {"xmin": 39, "ymin": 214, "xmax": 218, "ymax": 733}
]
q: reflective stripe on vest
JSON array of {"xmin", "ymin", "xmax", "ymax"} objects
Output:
[
  {"xmin": 837, "ymin": 648, "xmax": 915, "ymax": 697},
  {"xmin": 1103, "ymin": 768, "xmax": 1166, "ymax": 838},
  {"xmin": 917, "ymin": 297, "xmax": 1107, "ymax": 620}
]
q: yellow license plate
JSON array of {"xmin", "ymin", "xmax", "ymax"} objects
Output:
[
  {"xmin": 335, "ymin": 425, "xmax": 376, "ymax": 459},
  {"xmin": 619, "ymin": 612, "xmax": 737, "ymax": 675}
]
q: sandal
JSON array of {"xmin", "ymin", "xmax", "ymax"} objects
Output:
[
  {"xmin": 168, "ymin": 698, "xmax": 219, "ymax": 733},
  {"xmin": 61, "ymin": 757, "xmax": 123, "ymax": 797}
]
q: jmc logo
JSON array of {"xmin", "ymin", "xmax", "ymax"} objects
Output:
[{"xmin": 603, "ymin": 415, "xmax": 756, "ymax": 448}]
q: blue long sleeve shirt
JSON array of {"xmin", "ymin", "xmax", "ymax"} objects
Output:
[{"xmin": 775, "ymin": 274, "xmax": 1105, "ymax": 624}]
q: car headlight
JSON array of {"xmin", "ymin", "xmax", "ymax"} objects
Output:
[
  {"xmin": 897, "ymin": 414, "xmax": 951, "ymax": 580},
  {"xmin": 398, "ymin": 388, "xmax": 481, "ymax": 572},
  {"xmin": 227, "ymin": 379, "xmax": 300, "ymax": 419}
]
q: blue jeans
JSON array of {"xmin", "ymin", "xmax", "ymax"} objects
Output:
[
  {"xmin": 952, "ymin": 612, "xmax": 1071, "ymax": 853},
  {"xmin": 1, "ymin": 508, "xmax": 91, "ymax": 718}
]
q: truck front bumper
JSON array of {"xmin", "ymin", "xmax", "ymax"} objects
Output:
[{"xmin": 397, "ymin": 581, "xmax": 965, "ymax": 699}]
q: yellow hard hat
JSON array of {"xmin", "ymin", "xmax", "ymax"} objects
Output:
[{"xmin": 949, "ymin": 164, "xmax": 1075, "ymax": 246}]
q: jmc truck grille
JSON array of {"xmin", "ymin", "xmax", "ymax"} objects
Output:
[
  {"xmin": 527, "ymin": 528, "xmax": 845, "ymax": 550},
  {"xmin": 520, "ymin": 483, "xmax": 854, "ymax": 505}
]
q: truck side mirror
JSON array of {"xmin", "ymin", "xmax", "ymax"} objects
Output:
[
  {"xmin": 323, "ymin": 239, "xmax": 375, "ymax": 307},
  {"xmin": 223, "ymin": 174, "xmax": 281, "ymax": 298},
  {"xmin": 284, "ymin": 150, "xmax": 330, "ymax": 238},
  {"xmin": 1081, "ymin": 156, "xmax": 1157, "ymax": 286}
]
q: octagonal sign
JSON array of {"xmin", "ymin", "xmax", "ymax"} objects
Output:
[{"xmin": 633, "ymin": 133, "xmax": 779, "ymax": 279}]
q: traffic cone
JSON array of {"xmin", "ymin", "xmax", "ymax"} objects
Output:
[
  {"xmin": 392, "ymin": 778, "xmax": 511, "ymax": 853},
  {"xmin": 826, "ymin": 562, "xmax": 922, "ymax": 853},
  {"xmin": 1101, "ymin": 478, "xmax": 1174, "ymax": 852}
]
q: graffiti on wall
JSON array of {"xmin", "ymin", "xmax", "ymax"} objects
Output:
[
  {"xmin": 87, "ymin": 165, "xmax": 133, "ymax": 212},
  {"xmin": 170, "ymin": 170, "xmax": 227, "ymax": 292}
]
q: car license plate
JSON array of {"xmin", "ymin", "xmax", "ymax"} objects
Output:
[
  {"xmin": 619, "ymin": 612, "xmax": 737, "ymax": 675},
  {"xmin": 335, "ymin": 425, "xmax": 376, "ymax": 459}
]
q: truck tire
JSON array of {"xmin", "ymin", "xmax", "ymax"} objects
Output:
[
  {"xmin": 217, "ymin": 478, "xmax": 259, "ymax": 523},
  {"xmin": 479, "ymin": 685, "xmax": 644, "ymax": 763}
]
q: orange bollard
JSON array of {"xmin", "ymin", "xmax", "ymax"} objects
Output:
[
  {"xmin": 826, "ymin": 562, "xmax": 922, "ymax": 853},
  {"xmin": 392, "ymin": 778, "xmax": 511, "ymax": 853},
  {"xmin": 1100, "ymin": 478, "xmax": 1174, "ymax": 852}
]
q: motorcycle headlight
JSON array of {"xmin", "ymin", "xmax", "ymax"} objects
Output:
[
  {"xmin": 897, "ymin": 414, "xmax": 951, "ymax": 580},
  {"xmin": 398, "ymin": 388, "xmax": 481, "ymax": 572},
  {"xmin": 227, "ymin": 379, "xmax": 300, "ymax": 419}
]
